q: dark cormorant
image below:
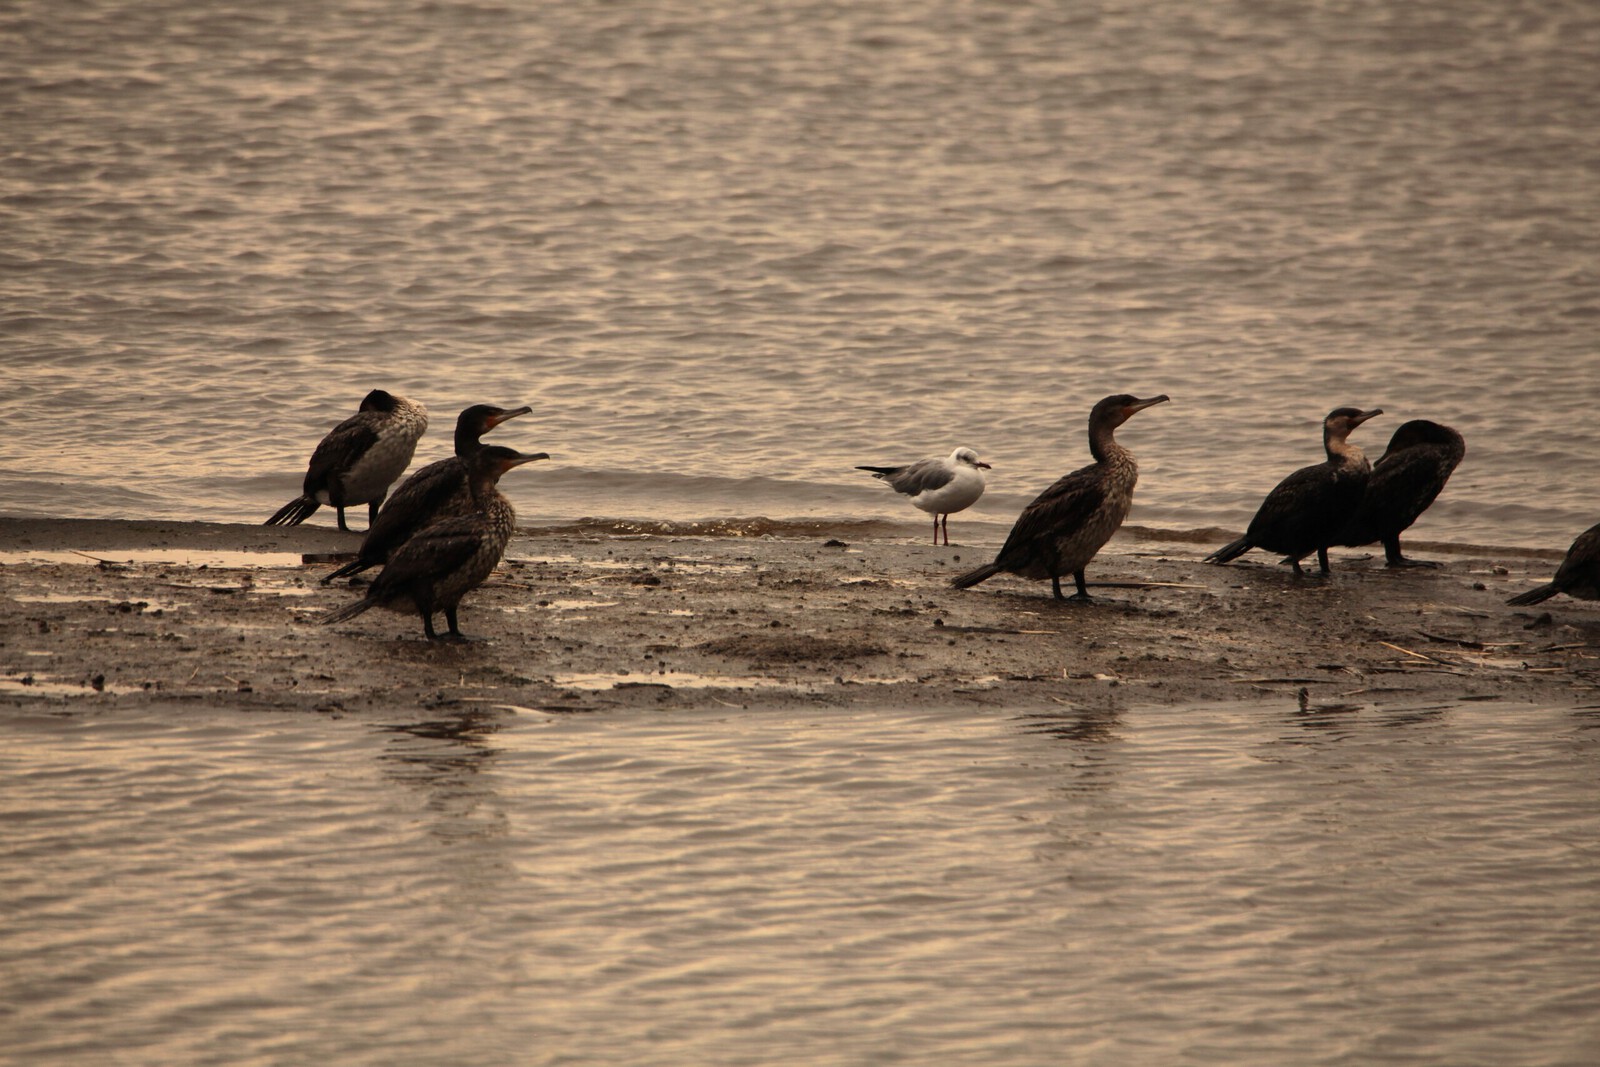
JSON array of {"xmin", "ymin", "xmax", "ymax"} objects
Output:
[
  {"xmin": 1337, "ymin": 419, "xmax": 1465, "ymax": 567},
  {"xmin": 1507, "ymin": 521, "xmax": 1600, "ymax": 606},
  {"xmin": 321, "ymin": 403, "xmax": 539, "ymax": 584},
  {"xmin": 264, "ymin": 389, "xmax": 429, "ymax": 532},
  {"xmin": 951, "ymin": 394, "xmax": 1168, "ymax": 600},
  {"xmin": 1205, "ymin": 407, "xmax": 1382, "ymax": 576},
  {"xmin": 856, "ymin": 446, "xmax": 990, "ymax": 545},
  {"xmin": 320, "ymin": 445, "xmax": 542, "ymax": 640}
]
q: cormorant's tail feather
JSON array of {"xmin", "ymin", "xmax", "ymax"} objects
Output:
[
  {"xmin": 321, "ymin": 598, "xmax": 375, "ymax": 625},
  {"xmin": 1204, "ymin": 537, "xmax": 1253, "ymax": 565},
  {"xmin": 951, "ymin": 562, "xmax": 1002, "ymax": 590},
  {"xmin": 320, "ymin": 558, "xmax": 372, "ymax": 585},
  {"xmin": 265, "ymin": 496, "xmax": 319, "ymax": 527},
  {"xmin": 1507, "ymin": 583, "xmax": 1560, "ymax": 607}
]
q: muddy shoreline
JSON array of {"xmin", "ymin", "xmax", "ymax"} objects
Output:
[{"xmin": 2, "ymin": 516, "xmax": 1596, "ymax": 714}]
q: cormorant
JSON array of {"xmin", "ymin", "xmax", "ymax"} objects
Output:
[
  {"xmin": 856, "ymin": 447, "xmax": 990, "ymax": 545},
  {"xmin": 264, "ymin": 389, "xmax": 428, "ymax": 532},
  {"xmin": 1507, "ymin": 521, "xmax": 1600, "ymax": 606},
  {"xmin": 951, "ymin": 393, "xmax": 1168, "ymax": 600},
  {"xmin": 320, "ymin": 445, "xmax": 543, "ymax": 640},
  {"xmin": 1205, "ymin": 407, "xmax": 1382, "ymax": 576},
  {"xmin": 321, "ymin": 403, "xmax": 538, "ymax": 584},
  {"xmin": 1337, "ymin": 419, "xmax": 1465, "ymax": 567}
]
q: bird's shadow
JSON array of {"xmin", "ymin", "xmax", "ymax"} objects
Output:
[{"xmin": 971, "ymin": 588, "xmax": 1181, "ymax": 619}]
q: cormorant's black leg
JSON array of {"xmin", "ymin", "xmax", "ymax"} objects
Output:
[
  {"xmin": 1317, "ymin": 547, "xmax": 1331, "ymax": 573},
  {"xmin": 444, "ymin": 607, "xmax": 467, "ymax": 641},
  {"xmin": 335, "ymin": 506, "xmax": 350, "ymax": 533},
  {"xmin": 1070, "ymin": 571, "xmax": 1092, "ymax": 600},
  {"xmin": 421, "ymin": 612, "xmax": 438, "ymax": 640},
  {"xmin": 1384, "ymin": 536, "xmax": 1438, "ymax": 568},
  {"xmin": 1051, "ymin": 575, "xmax": 1065, "ymax": 600}
]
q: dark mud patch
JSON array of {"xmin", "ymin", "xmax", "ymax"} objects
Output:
[{"xmin": 697, "ymin": 633, "xmax": 889, "ymax": 665}]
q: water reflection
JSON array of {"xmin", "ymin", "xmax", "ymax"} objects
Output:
[
  {"xmin": 375, "ymin": 709, "xmax": 512, "ymax": 845},
  {"xmin": 1282, "ymin": 686, "xmax": 1365, "ymax": 736},
  {"xmin": 1014, "ymin": 704, "xmax": 1124, "ymax": 745},
  {"xmin": 1013, "ymin": 706, "xmax": 1126, "ymax": 811},
  {"xmin": 1373, "ymin": 704, "xmax": 1452, "ymax": 729}
]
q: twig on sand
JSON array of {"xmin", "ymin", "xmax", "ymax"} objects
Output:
[{"xmin": 1380, "ymin": 641, "xmax": 1448, "ymax": 664}]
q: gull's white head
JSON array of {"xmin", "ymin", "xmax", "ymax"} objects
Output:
[{"xmin": 950, "ymin": 447, "xmax": 991, "ymax": 470}]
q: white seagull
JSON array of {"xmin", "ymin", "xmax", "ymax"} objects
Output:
[{"xmin": 857, "ymin": 447, "xmax": 991, "ymax": 545}]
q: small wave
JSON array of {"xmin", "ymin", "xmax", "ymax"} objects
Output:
[{"xmin": 526, "ymin": 517, "xmax": 912, "ymax": 541}]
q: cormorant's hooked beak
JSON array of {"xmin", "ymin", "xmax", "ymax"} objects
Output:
[
  {"xmin": 1129, "ymin": 395, "xmax": 1170, "ymax": 414},
  {"xmin": 1352, "ymin": 408, "xmax": 1383, "ymax": 426},
  {"xmin": 487, "ymin": 405, "xmax": 533, "ymax": 429},
  {"xmin": 496, "ymin": 451, "xmax": 551, "ymax": 474}
]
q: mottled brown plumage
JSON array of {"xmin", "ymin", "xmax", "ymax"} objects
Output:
[
  {"xmin": 320, "ymin": 446, "xmax": 541, "ymax": 640},
  {"xmin": 265, "ymin": 389, "xmax": 429, "ymax": 532},
  {"xmin": 952, "ymin": 394, "xmax": 1168, "ymax": 600},
  {"xmin": 322, "ymin": 403, "xmax": 539, "ymax": 584}
]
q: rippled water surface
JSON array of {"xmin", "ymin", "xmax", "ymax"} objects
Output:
[
  {"xmin": 2, "ymin": 0, "xmax": 1598, "ymax": 545},
  {"xmin": 5, "ymin": 700, "xmax": 1600, "ymax": 1066}
]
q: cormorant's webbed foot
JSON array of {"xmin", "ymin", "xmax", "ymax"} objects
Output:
[
  {"xmin": 1385, "ymin": 556, "xmax": 1440, "ymax": 569},
  {"xmin": 1383, "ymin": 539, "xmax": 1437, "ymax": 568},
  {"xmin": 440, "ymin": 608, "xmax": 478, "ymax": 642},
  {"xmin": 1053, "ymin": 574, "xmax": 1094, "ymax": 601}
]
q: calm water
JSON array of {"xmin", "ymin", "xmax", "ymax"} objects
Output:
[
  {"xmin": 1, "ymin": 0, "xmax": 1597, "ymax": 547},
  {"xmin": 3, "ymin": 699, "xmax": 1598, "ymax": 1066}
]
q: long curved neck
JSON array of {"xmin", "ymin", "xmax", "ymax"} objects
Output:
[
  {"xmin": 1089, "ymin": 418, "xmax": 1128, "ymax": 464},
  {"xmin": 454, "ymin": 424, "xmax": 485, "ymax": 456},
  {"xmin": 1324, "ymin": 429, "xmax": 1367, "ymax": 469},
  {"xmin": 467, "ymin": 470, "xmax": 504, "ymax": 506}
]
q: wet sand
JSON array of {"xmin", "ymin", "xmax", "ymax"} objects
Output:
[{"xmin": 2, "ymin": 516, "xmax": 1596, "ymax": 714}]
